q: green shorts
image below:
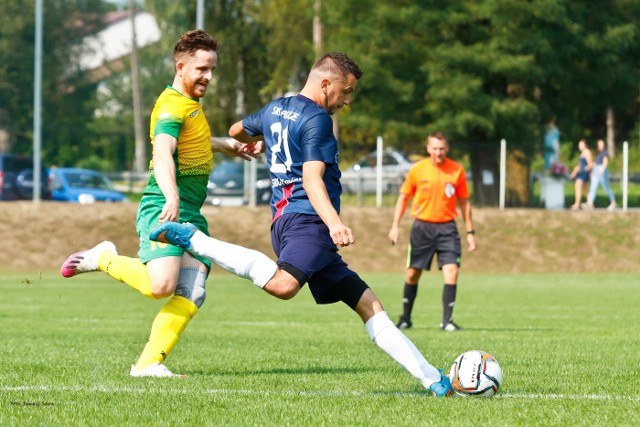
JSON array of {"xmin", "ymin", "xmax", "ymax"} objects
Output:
[{"xmin": 136, "ymin": 193, "xmax": 212, "ymax": 269}]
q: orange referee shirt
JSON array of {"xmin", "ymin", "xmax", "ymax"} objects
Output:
[{"xmin": 400, "ymin": 157, "xmax": 470, "ymax": 223}]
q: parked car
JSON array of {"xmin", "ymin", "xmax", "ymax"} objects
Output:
[
  {"xmin": 49, "ymin": 167, "xmax": 127, "ymax": 203},
  {"xmin": 207, "ymin": 159, "xmax": 271, "ymax": 206},
  {"xmin": 0, "ymin": 153, "xmax": 50, "ymax": 200},
  {"xmin": 341, "ymin": 148, "xmax": 414, "ymax": 194}
]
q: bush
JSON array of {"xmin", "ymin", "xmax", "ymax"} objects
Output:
[{"xmin": 75, "ymin": 154, "xmax": 113, "ymax": 172}]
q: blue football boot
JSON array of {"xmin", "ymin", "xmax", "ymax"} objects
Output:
[
  {"xmin": 149, "ymin": 222, "xmax": 198, "ymax": 249},
  {"xmin": 429, "ymin": 373, "xmax": 453, "ymax": 398}
]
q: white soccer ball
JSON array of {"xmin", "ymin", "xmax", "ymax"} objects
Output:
[{"xmin": 448, "ymin": 350, "xmax": 502, "ymax": 398}]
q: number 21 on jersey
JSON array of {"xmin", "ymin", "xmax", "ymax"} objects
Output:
[{"xmin": 269, "ymin": 122, "xmax": 293, "ymax": 173}]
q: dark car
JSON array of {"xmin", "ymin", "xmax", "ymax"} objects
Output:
[
  {"xmin": 0, "ymin": 153, "xmax": 50, "ymax": 200},
  {"xmin": 49, "ymin": 167, "xmax": 128, "ymax": 203},
  {"xmin": 207, "ymin": 159, "xmax": 271, "ymax": 206}
]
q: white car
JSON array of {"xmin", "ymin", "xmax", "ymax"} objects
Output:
[{"xmin": 341, "ymin": 148, "xmax": 413, "ymax": 194}]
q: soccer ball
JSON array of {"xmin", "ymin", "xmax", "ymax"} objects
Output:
[{"xmin": 448, "ymin": 350, "xmax": 502, "ymax": 398}]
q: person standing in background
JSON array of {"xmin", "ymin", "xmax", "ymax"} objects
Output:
[
  {"xmin": 584, "ymin": 139, "xmax": 616, "ymax": 211},
  {"xmin": 388, "ymin": 132, "xmax": 476, "ymax": 332},
  {"xmin": 568, "ymin": 139, "xmax": 593, "ymax": 210},
  {"xmin": 544, "ymin": 118, "xmax": 561, "ymax": 170}
]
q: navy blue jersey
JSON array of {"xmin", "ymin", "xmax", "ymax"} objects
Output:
[{"xmin": 242, "ymin": 94, "xmax": 342, "ymax": 220}]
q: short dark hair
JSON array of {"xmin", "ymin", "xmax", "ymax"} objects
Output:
[
  {"xmin": 313, "ymin": 52, "xmax": 363, "ymax": 80},
  {"xmin": 173, "ymin": 30, "xmax": 219, "ymax": 62},
  {"xmin": 428, "ymin": 131, "xmax": 448, "ymax": 143}
]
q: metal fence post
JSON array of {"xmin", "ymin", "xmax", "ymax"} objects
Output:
[
  {"xmin": 499, "ymin": 139, "xmax": 506, "ymax": 210},
  {"xmin": 376, "ymin": 136, "xmax": 383, "ymax": 208},
  {"xmin": 622, "ymin": 141, "xmax": 628, "ymax": 212}
]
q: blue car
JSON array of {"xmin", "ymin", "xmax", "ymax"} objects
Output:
[
  {"xmin": 0, "ymin": 153, "xmax": 51, "ymax": 200},
  {"xmin": 50, "ymin": 167, "xmax": 127, "ymax": 203}
]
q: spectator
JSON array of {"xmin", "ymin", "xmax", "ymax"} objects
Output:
[
  {"xmin": 568, "ymin": 139, "xmax": 593, "ymax": 210},
  {"xmin": 544, "ymin": 118, "xmax": 561, "ymax": 171},
  {"xmin": 584, "ymin": 139, "xmax": 616, "ymax": 211}
]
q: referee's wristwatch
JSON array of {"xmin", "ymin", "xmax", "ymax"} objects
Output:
[{"xmin": 466, "ymin": 230, "xmax": 475, "ymax": 235}]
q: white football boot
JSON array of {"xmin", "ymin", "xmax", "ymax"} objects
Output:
[{"xmin": 60, "ymin": 241, "xmax": 117, "ymax": 278}]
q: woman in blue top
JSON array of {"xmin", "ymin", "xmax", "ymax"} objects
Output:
[{"xmin": 568, "ymin": 139, "xmax": 593, "ymax": 210}]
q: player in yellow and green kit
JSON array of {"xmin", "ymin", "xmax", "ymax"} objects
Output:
[
  {"xmin": 137, "ymin": 77, "xmax": 215, "ymax": 265},
  {"xmin": 60, "ymin": 30, "xmax": 259, "ymax": 377}
]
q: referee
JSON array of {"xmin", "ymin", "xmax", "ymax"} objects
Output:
[{"xmin": 388, "ymin": 131, "xmax": 476, "ymax": 331}]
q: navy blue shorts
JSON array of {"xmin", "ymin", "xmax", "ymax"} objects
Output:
[
  {"xmin": 407, "ymin": 220, "xmax": 461, "ymax": 270},
  {"xmin": 576, "ymin": 171, "xmax": 590, "ymax": 182},
  {"xmin": 271, "ymin": 213, "xmax": 368, "ymax": 305}
]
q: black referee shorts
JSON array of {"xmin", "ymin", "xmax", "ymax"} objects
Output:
[{"xmin": 407, "ymin": 220, "xmax": 461, "ymax": 270}]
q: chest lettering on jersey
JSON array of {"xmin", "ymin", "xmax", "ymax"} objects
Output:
[{"xmin": 271, "ymin": 107, "xmax": 300, "ymax": 122}]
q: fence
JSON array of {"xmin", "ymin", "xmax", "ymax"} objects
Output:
[
  {"xmin": 502, "ymin": 140, "xmax": 636, "ymax": 212},
  {"xmin": 97, "ymin": 138, "xmax": 640, "ymax": 211}
]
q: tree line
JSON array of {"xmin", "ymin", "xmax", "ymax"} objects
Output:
[{"xmin": 0, "ymin": 0, "xmax": 638, "ymax": 205}]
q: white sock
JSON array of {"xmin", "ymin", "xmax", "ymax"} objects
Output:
[
  {"xmin": 190, "ymin": 231, "xmax": 277, "ymax": 288},
  {"xmin": 365, "ymin": 311, "xmax": 442, "ymax": 389}
]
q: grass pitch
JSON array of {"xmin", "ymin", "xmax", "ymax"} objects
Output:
[{"xmin": 1, "ymin": 271, "xmax": 638, "ymax": 426}]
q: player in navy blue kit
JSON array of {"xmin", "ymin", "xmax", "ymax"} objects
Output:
[{"xmin": 150, "ymin": 52, "xmax": 452, "ymax": 397}]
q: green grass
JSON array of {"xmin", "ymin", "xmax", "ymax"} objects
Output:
[{"xmin": 1, "ymin": 272, "xmax": 639, "ymax": 426}]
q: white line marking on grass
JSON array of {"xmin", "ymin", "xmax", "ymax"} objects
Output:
[
  {"xmin": 499, "ymin": 392, "xmax": 640, "ymax": 402},
  {"xmin": 2, "ymin": 385, "xmax": 639, "ymax": 402}
]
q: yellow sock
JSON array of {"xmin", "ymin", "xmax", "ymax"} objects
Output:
[
  {"xmin": 134, "ymin": 295, "xmax": 198, "ymax": 370},
  {"xmin": 98, "ymin": 252, "xmax": 154, "ymax": 298}
]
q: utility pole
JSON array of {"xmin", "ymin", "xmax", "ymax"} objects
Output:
[
  {"xmin": 33, "ymin": 0, "xmax": 43, "ymax": 206},
  {"xmin": 606, "ymin": 107, "xmax": 615, "ymax": 159},
  {"xmin": 313, "ymin": 0, "xmax": 323, "ymax": 58},
  {"xmin": 196, "ymin": 0, "xmax": 204, "ymax": 30},
  {"xmin": 313, "ymin": 0, "xmax": 338, "ymax": 137},
  {"xmin": 129, "ymin": 0, "xmax": 146, "ymax": 174}
]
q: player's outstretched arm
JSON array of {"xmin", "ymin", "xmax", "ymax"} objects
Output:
[
  {"xmin": 302, "ymin": 160, "xmax": 354, "ymax": 247},
  {"xmin": 228, "ymin": 120, "xmax": 263, "ymax": 144},
  {"xmin": 211, "ymin": 136, "xmax": 261, "ymax": 161}
]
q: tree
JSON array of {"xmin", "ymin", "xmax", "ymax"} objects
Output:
[
  {"xmin": 323, "ymin": 0, "xmax": 639, "ymax": 205},
  {"xmin": 322, "ymin": 0, "xmax": 433, "ymax": 158},
  {"xmin": 0, "ymin": 0, "xmax": 114, "ymax": 167},
  {"xmin": 5, "ymin": 0, "xmax": 637, "ymax": 191}
]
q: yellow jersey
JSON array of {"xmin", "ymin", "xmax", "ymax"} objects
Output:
[{"xmin": 148, "ymin": 86, "xmax": 213, "ymax": 177}]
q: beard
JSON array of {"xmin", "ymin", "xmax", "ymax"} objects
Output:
[{"xmin": 188, "ymin": 80, "xmax": 209, "ymax": 98}]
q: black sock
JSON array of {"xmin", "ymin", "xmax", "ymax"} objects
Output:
[
  {"xmin": 442, "ymin": 284, "xmax": 457, "ymax": 324},
  {"xmin": 401, "ymin": 283, "xmax": 418, "ymax": 321}
]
